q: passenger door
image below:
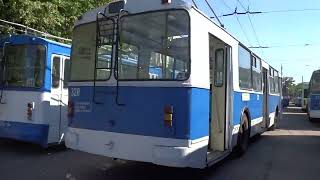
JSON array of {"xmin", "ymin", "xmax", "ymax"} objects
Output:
[
  {"xmin": 209, "ymin": 34, "xmax": 230, "ymax": 152},
  {"xmin": 262, "ymin": 68, "xmax": 269, "ymax": 129},
  {"xmin": 60, "ymin": 57, "xmax": 70, "ymax": 141},
  {"xmin": 48, "ymin": 55, "xmax": 62, "ymax": 143},
  {"xmin": 48, "ymin": 55, "xmax": 69, "ymax": 143}
]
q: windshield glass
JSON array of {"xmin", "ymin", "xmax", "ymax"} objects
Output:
[
  {"xmin": 70, "ymin": 21, "xmax": 113, "ymax": 81},
  {"xmin": 311, "ymin": 72, "xmax": 320, "ymax": 92},
  {"xmin": 4, "ymin": 45, "xmax": 45, "ymax": 88},
  {"xmin": 118, "ymin": 10, "xmax": 190, "ymax": 80}
]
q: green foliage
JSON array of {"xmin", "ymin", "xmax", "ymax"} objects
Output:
[
  {"xmin": 283, "ymin": 77, "xmax": 308, "ymax": 97},
  {"xmin": 0, "ymin": 0, "xmax": 112, "ymax": 38}
]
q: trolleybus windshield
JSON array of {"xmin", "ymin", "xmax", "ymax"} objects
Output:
[
  {"xmin": 70, "ymin": 21, "xmax": 114, "ymax": 81},
  {"xmin": 5, "ymin": 44, "xmax": 45, "ymax": 88},
  {"xmin": 311, "ymin": 72, "xmax": 320, "ymax": 92},
  {"xmin": 117, "ymin": 10, "xmax": 190, "ymax": 80}
]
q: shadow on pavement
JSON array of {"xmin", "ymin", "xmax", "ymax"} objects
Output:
[{"xmin": 0, "ymin": 138, "xmax": 68, "ymax": 155}]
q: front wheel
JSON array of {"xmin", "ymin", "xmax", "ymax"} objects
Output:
[
  {"xmin": 236, "ymin": 114, "xmax": 250, "ymax": 156},
  {"xmin": 309, "ymin": 115, "xmax": 314, "ymax": 122}
]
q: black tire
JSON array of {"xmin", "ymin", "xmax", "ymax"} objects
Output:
[
  {"xmin": 309, "ymin": 116, "xmax": 314, "ymax": 122},
  {"xmin": 236, "ymin": 114, "xmax": 250, "ymax": 156}
]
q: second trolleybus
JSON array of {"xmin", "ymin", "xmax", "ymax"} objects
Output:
[
  {"xmin": 0, "ymin": 34, "xmax": 71, "ymax": 147},
  {"xmin": 308, "ymin": 70, "xmax": 320, "ymax": 120}
]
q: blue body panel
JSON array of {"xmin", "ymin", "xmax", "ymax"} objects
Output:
[
  {"xmin": 310, "ymin": 94, "xmax": 320, "ymax": 110},
  {"xmin": 0, "ymin": 120, "xmax": 49, "ymax": 147},
  {"xmin": 69, "ymin": 86, "xmax": 281, "ymax": 141},
  {"xmin": 269, "ymin": 94, "xmax": 280, "ymax": 113},
  {"xmin": 69, "ymin": 86, "xmax": 209, "ymax": 140},
  {"xmin": 233, "ymin": 92, "xmax": 263, "ymax": 125},
  {"xmin": 189, "ymin": 88, "xmax": 209, "ymax": 139}
]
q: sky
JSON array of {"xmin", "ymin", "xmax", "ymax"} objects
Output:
[{"xmin": 191, "ymin": 0, "xmax": 320, "ymax": 84}]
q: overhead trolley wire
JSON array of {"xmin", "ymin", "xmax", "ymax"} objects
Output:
[
  {"xmin": 236, "ymin": 0, "xmax": 263, "ymax": 55},
  {"xmin": 220, "ymin": 0, "xmax": 233, "ymax": 11},
  {"xmin": 249, "ymin": 43, "xmax": 320, "ymax": 49},
  {"xmin": 263, "ymin": 8, "xmax": 320, "ymax": 14},
  {"xmin": 220, "ymin": 8, "xmax": 320, "ymax": 17},
  {"xmin": 0, "ymin": 19, "xmax": 71, "ymax": 42},
  {"xmin": 204, "ymin": 0, "xmax": 224, "ymax": 28},
  {"xmin": 192, "ymin": 0, "xmax": 198, "ymax": 8},
  {"xmin": 219, "ymin": 0, "xmax": 253, "ymax": 46}
]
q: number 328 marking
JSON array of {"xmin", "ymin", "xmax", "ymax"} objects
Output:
[{"xmin": 71, "ymin": 88, "xmax": 80, "ymax": 97}]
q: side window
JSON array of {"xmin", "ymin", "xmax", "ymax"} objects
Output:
[
  {"xmin": 274, "ymin": 70, "xmax": 279, "ymax": 93},
  {"xmin": 252, "ymin": 56, "xmax": 262, "ymax": 91},
  {"xmin": 269, "ymin": 68, "xmax": 274, "ymax": 93},
  {"xmin": 52, "ymin": 56, "xmax": 60, "ymax": 88},
  {"xmin": 63, "ymin": 58, "xmax": 71, "ymax": 89},
  {"xmin": 238, "ymin": 45, "xmax": 252, "ymax": 89},
  {"xmin": 214, "ymin": 49, "xmax": 224, "ymax": 87}
]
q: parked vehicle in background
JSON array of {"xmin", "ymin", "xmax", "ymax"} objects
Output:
[
  {"xmin": 0, "ymin": 35, "xmax": 71, "ymax": 147},
  {"xmin": 66, "ymin": 0, "xmax": 281, "ymax": 168},
  {"xmin": 281, "ymin": 78, "xmax": 289, "ymax": 108},
  {"xmin": 302, "ymin": 83, "xmax": 309, "ymax": 112},
  {"xmin": 282, "ymin": 96, "xmax": 290, "ymax": 108},
  {"xmin": 308, "ymin": 70, "xmax": 320, "ymax": 121},
  {"xmin": 294, "ymin": 97, "xmax": 302, "ymax": 107}
]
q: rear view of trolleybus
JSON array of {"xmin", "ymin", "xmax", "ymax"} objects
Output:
[
  {"xmin": 308, "ymin": 70, "xmax": 320, "ymax": 120},
  {"xmin": 0, "ymin": 35, "xmax": 71, "ymax": 147},
  {"xmin": 66, "ymin": 0, "xmax": 280, "ymax": 168}
]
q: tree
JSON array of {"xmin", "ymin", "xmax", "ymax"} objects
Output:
[
  {"xmin": 0, "ymin": 0, "xmax": 112, "ymax": 39},
  {"xmin": 282, "ymin": 77, "xmax": 295, "ymax": 97},
  {"xmin": 282, "ymin": 77, "xmax": 307, "ymax": 98}
]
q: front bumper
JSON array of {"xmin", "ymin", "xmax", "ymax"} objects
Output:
[
  {"xmin": 66, "ymin": 127, "xmax": 208, "ymax": 168},
  {"xmin": 0, "ymin": 120, "xmax": 49, "ymax": 147}
]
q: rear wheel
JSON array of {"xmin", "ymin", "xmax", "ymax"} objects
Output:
[{"xmin": 236, "ymin": 114, "xmax": 250, "ymax": 155}]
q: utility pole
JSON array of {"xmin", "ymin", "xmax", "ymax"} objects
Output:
[{"xmin": 302, "ymin": 75, "xmax": 304, "ymax": 98}]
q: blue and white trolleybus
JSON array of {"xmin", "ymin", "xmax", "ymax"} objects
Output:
[
  {"xmin": 66, "ymin": 0, "xmax": 281, "ymax": 168},
  {"xmin": 0, "ymin": 34, "xmax": 71, "ymax": 147},
  {"xmin": 308, "ymin": 70, "xmax": 320, "ymax": 120}
]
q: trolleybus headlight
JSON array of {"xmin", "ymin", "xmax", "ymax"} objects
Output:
[
  {"xmin": 164, "ymin": 105, "xmax": 173, "ymax": 127},
  {"xmin": 68, "ymin": 101, "xmax": 74, "ymax": 118}
]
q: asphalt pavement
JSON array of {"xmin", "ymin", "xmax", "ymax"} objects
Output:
[{"xmin": 1, "ymin": 106, "xmax": 320, "ymax": 180}]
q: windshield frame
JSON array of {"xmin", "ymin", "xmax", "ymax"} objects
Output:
[
  {"xmin": 3, "ymin": 44, "xmax": 46, "ymax": 89},
  {"xmin": 115, "ymin": 8, "xmax": 191, "ymax": 82},
  {"xmin": 310, "ymin": 72, "xmax": 320, "ymax": 93}
]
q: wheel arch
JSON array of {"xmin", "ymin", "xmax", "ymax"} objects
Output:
[{"xmin": 240, "ymin": 107, "xmax": 251, "ymax": 133}]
